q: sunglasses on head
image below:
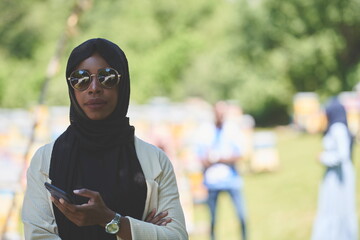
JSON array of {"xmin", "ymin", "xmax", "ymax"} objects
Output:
[{"xmin": 67, "ymin": 68, "xmax": 121, "ymax": 91}]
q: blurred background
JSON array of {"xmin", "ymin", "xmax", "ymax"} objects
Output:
[{"xmin": 0, "ymin": 0, "xmax": 360, "ymax": 239}]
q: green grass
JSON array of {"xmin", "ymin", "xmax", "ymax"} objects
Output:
[{"xmin": 189, "ymin": 128, "xmax": 360, "ymax": 240}]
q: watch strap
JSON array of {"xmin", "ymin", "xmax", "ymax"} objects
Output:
[{"xmin": 112, "ymin": 213, "xmax": 121, "ymax": 224}]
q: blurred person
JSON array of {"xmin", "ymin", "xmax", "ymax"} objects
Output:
[
  {"xmin": 311, "ymin": 97, "xmax": 358, "ymax": 240},
  {"xmin": 226, "ymin": 102, "xmax": 255, "ymax": 172},
  {"xmin": 22, "ymin": 38, "xmax": 188, "ymax": 240},
  {"xmin": 196, "ymin": 101, "xmax": 247, "ymax": 240},
  {"xmin": 353, "ymin": 82, "xmax": 360, "ymax": 141}
]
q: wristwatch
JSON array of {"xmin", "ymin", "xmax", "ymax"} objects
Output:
[{"xmin": 105, "ymin": 213, "xmax": 121, "ymax": 234}]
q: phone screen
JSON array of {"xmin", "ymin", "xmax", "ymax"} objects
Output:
[{"xmin": 44, "ymin": 182, "xmax": 74, "ymax": 203}]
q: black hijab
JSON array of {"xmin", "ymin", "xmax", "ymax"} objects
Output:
[
  {"xmin": 324, "ymin": 97, "xmax": 348, "ymax": 134},
  {"xmin": 49, "ymin": 38, "xmax": 147, "ymax": 240},
  {"xmin": 324, "ymin": 97, "xmax": 353, "ymax": 156}
]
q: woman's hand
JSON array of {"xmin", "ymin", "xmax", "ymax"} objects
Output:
[
  {"xmin": 52, "ymin": 189, "xmax": 172, "ymax": 227},
  {"xmin": 51, "ymin": 188, "xmax": 114, "ymax": 227},
  {"xmin": 145, "ymin": 208, "xmax": 172, "ymax": 226}
]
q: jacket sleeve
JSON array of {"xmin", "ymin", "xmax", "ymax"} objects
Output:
[
  {"xmin": 22, "ymin": 144, "xmax": 60, "ymax": 240},
  {"xmin": 126, "ymin": 150, "xmax": 188, "ymax": 240},
  {"xmin": 320, "ymin": 123, "xmax": 351, "ymax": 167}
]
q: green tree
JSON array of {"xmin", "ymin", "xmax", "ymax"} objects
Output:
[
  {"xmin": 0, "ymin": 0, "xmax": 74, "ymax": 107},
  {"xmin": 232, "ymin": 0, "xmax": 360, "ymax": 124},
  {"xmin": 2, "ymin": 0, "xmax": 359, "ymax": 126}
]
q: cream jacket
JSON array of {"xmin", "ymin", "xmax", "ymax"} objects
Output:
[{"xmin": 22, "ymin": 137, "xmax": 188, "ymax": 240}]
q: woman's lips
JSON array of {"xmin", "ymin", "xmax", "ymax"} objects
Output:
[{"xmin": 84, "ymin": 99, "xmax": 107, "ymax": 109}]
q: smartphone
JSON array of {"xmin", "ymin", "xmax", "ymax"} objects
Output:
[{"xmin": 44, "ymin": 182, "xmax": 74, "ymax": 203}]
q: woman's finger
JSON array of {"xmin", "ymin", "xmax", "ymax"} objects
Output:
[
  {"xmin": 153, "ymin": 211, "xmax": 168, "ymax": 221},
  {"xmin": 145, "ymin": 208, "xmax": 156, "ymax": 222},
  {"xmin": 52, "ymin": 197, "xmax": 71, "ymax": 215},
  {"xmin": 156, "ymin": 217, "xmax": 172, "ymax": 226},
  {"xmin": 145, "ymin": 209, "xmax": 172, "ymax": 226},
  {"xmin": 73, "ymin": 189, "xmax": 100, "ymax": 199},
  {"xmin": 150, "ymin": 211, "xmax": 168, "ymax": 224},
  {"xmin": 161, "ymin": 218, "xmax": 172, "ymax": 226}
]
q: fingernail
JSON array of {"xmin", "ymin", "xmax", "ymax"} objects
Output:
[
  {"xmin": 59, "ymin": 199, "xmax": 64, "ymax": 204},
  {"xmin": 161, "ymin": 222, "xmax": 167, "ymax": 226},
  {"xmin": 73, "ymin": 190, "xmax": 80, "ymax": 194}
]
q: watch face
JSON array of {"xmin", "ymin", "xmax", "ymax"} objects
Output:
[{"xmin": 106, "ymin": 223, "xmax": 119, "ymax": 234}]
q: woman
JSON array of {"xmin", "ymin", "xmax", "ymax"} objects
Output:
[
  {"xmin": 22, "ymin": 38, "xmax": 188, "ymax": 240},
  {"xmin": 311, "ymin": 97, "xmax": 358, "ymax": 240}
]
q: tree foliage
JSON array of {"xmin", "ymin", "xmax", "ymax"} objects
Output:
[
  {"xmin": 1, "ymin": 0, "xmax": 359, "ymax": 125},
  {"xmin": 234, "ymin": 0, "xmax": 360, "ymax": 124}
]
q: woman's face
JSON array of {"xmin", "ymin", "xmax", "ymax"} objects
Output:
[{"xmin": 73, "ymin": 53, "xmax": 119, "ymax": 120}]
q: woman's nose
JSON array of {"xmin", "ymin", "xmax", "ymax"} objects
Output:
[{"xmin": 88, "ymin": 75, "xmax": 102, "ymax": 94}]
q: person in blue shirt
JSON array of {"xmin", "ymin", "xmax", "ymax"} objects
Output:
[{"xmin": 197, "ymin": 101, "xmax": 247, "ymax": 240}]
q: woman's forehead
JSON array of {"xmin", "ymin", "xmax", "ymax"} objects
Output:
[{"xmin": 76, "ymin": 53, "xmax": 110, "ymax": 70}]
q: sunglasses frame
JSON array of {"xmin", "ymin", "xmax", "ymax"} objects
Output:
[{"xmin": 67, "ymin": 67, "xmax": 121, "ymax": 91}]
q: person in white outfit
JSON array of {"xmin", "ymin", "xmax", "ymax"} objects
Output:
[{"xmin": 311, "ymin": 97, "xmax": 358, "ymax": 240}]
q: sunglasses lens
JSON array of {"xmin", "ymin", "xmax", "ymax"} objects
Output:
[
  {"xmin": 69, "ymin": 70, "xmax": 91, "ymax": 91},
  {"xmin": 98, "ymin": 68, "xmax": 120, "ymax": 88}
]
